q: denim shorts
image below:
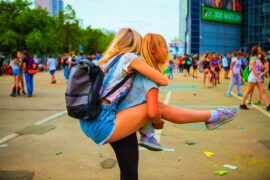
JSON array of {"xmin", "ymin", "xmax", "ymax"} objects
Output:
[
  {"xmin": 79, "ymin": 104, "xmax": 117, "ymax": 145},
  {"xmin": 223, "ymin": 66, "xmax": 229, "ymax": 71},
  {"xmin": 12, "ymin": 69, "xmax": 21, "ymax": 75},
  {"xmin": 49, "ymin": 70, "xmax": 56, "ymax": 75},
  {"xmin": 248, "ymin": 72, "xmax": 258, "ymax": 83}
]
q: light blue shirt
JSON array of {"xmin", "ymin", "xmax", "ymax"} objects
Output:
[
  {"xmin": 47, "ymin": 58, "xmax": 56, "ymax": 71},
  {"xmin": 118, "ymin": 73, "xmax": 158, "ymax": 111}
]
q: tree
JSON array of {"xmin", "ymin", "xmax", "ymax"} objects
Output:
[
  {"xmin": 0, "ymin": 1, "xmax": 114, "ymax": 55},
  {"xmin": 25, "ymin": 29, "xmax": 43, "ymax": 54},
  {"xmin": 81, "ymin": 27, "xmax": 114, "ymax": 54},
  {"xmin": 57, "ymin": 5, "xmax": 81, "ymax": 53},
  {"xmin": 0, "ymin": 30, "xmax": 20, "ymax": 51}
]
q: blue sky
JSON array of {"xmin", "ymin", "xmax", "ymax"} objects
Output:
[{"xmin": 62, "ymin": 0, "xmax": 179, "ymax": 43}]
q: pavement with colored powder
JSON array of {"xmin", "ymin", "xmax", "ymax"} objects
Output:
[{"xmin": 0, "ymin": 70, "xmax": 270, "ymax": 179}]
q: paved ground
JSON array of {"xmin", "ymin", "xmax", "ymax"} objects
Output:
[{"xmin": 0, "ymin": 70, "xmax": 270, "ymax": 180}]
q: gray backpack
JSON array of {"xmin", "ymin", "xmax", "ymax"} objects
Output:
[{"xmin": 65, "ymin": 54, "xmax": 132, "ymax": 120}]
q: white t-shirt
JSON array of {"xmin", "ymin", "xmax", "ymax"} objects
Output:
[
  {"xmin": 47, "ymin": 58, "xmax": 56, "ymax": 71},
  {"xmin": 10, "ymin": 59, "xmax": 20, "ymax": 70},
  {"xmin": 222, "ymin": 56, "xmax": 228, "ymax": 67}
]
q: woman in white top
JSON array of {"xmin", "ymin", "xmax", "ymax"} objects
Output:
[
  {"xmin": 47, "ymin": 55, "xmax": 56, "ymax": 84},
  {"xmin": 240, "ymin": 45, "xmax": 270, "ymax": 111},
  {"xmin": 9, "ymin": 51, "xmax": 21, "ymax": 97}
]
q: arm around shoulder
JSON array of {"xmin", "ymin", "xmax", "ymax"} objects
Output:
[{"xmin": 130, "ymin": 57, "xmax": 168, "ymax": 86}]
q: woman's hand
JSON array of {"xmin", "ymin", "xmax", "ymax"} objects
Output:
[{"xmin": 152, "ymin": 119, "xmax": 164, "ymax": 129}]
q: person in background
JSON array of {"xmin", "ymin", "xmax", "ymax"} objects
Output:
[
  {"xmin": 47, "ymin": 54, "xmax": 57, "ymax": 84},
  {"xmin": 177, "ymin": 55, "xmax": 183, "ymax": 73},
  {"xmin": 192, "ymin": 53, "xmax": 199, "ymax": 78},
  {"xmin": 33, "ymin": 54, "xmax": 39, "ymax": 64},
  {"xmin": 87, "ymin": 53, "xmax": 98, "ymax": 65},
  {"xmin": 167, "ymin": 59, "xmax": 175, "ymax": 79},
  {"xmin": 248, "ymin": 50, "xmax": 269, "ymax": 105},
  {"xmin": 16, "ymin": 52, "xmax": 27, "ymax": 95},
  {"xmin": 95, "ymin": 51, "xmax": 102, "ymax": 61},
  {"xmin": 9, "ymin": 51, "xmax": 21, "ymax": 97},
  {"xmin": 0, "ymin": 52, "xmax": 4, "ymax": 76},
  {"xmin": 240, "ymin": 45, "xmax": 270, "ymax": 111},
  {"xmin": 210, "ymin": 52, "xmax": 221, "ymax": 84},
  {"xmin": 222, "ymin": 53, "xmax": 230, "ymax": 79},
  {"xmin": 62, "ymin": 54, "xmax": 69, "ymax": 80},
  {"xmin": 227, "ymin": 52, "xmax": 243, "ymax": 97},
  {"xmin": 22, "ymin": 51, "xmax": 34, "ymax": 97},
  {"xmin": 186, "ymin": 54, "xmax": 192, "ymax": 76},
  {"xmin": 76, "ymin": 52, "xmax": 84, "ymax": 63},
  {"xmin": 202, "ymin": 52, "xmax": 212, "ymax": 88},
  {"xmin": 182, "ymin": 54, "xmax": 189, "ymax": 77}
]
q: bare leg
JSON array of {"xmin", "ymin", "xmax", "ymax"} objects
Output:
[
  {"xmin": 241, "ymin": 82, "xmax": 256, "ymax": 105},
  {"xmin": 15, "ymin": 75, "xmax": 19, "ymax": 94},
  {"xmin": 256, "ymin": 82, "xmax": 269, "ymax": 107},
  {"xmin": 11, "ymin": 76, "xmax": 16, "ymax": 94},
  {"xmin": 108, "ymin": 103, "xmax": 211, "ymax": 143},
  {"xmin": 249, "ymin": 87, "xmax": 255, "ymax": 103},
  {"xmin": 158, "ymin": 102, "xmax": 210, "ymax": 123},
  {"xmin": 20, "ymin": 75, "xmax": 26, "ymax": 92}
]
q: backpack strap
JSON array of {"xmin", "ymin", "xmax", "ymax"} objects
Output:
[
  {"xmin": 103, "ymin": 54, "xmax": 124, "ymax": 72},
  {"xmin": 101, "ymin": 53, "xmax": 134, "ymax": 100},
  {"xmin": 79, "ymin": 54, "xmax": 124, "ymax": 73},
  {"xmin": 102, "ymin": 72, "xmax": 133, "ymax": 99}
]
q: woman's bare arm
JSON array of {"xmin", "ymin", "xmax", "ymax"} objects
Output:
[
  {"xmin": 146, "ymin": 88, "xmax": 164, "ymax": 129},
  {"xmin": 130, "ymin": 57, "xmax": 168, "ymax": 86}
]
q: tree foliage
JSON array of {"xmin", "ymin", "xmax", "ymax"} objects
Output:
[{"xmin": 0, "ymin": 0, "xmax": 114, "ymax": 55}]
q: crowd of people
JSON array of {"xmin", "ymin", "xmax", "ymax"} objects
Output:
[
  {"xmin": 1, "ymin": 45, "xmax": 270, "ymax": 113},
  {"xmin": 166, "ymin": 47, "xmax": 270, "ymax": 111},
  {"xmin": 0, "ymin": 51, "xmax": 102, "ymax": 97},
  {"xmin": 1, "ymin": 28, "xmax": 270, "ymax": 179}
]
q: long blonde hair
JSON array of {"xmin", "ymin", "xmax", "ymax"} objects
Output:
[
  {"xmin": 99, "ymin": 28, "xmax": 142, "ymax": 65},
  {"xmin": 140, "ymin": 33, "xmax": 168, "ymax": 72}
]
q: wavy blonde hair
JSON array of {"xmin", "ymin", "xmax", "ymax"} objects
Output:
[
  {"xmin": 99, "ymin": 28, "xmax": 142, "ymax": 65},
  {"xmin": 140, "ymin": 33, "xmax": 169, "ymax": 73}
]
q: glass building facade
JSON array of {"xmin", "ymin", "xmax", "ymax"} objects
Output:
[
  {"xmin": 186, "ymin": 0, "xmax": 241, "ymax": 54},
  {"xmin": 35, "ymin": 0, "xmax": 63, "ymax": 16},
  {"xmin": 241, "ymin": 0, "xmax": 270, "ymax": 51}
]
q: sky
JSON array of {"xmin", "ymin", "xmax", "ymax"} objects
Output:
[{"xmin": 61, "ymin": 0, "xmax": 179, "ymax": 43}]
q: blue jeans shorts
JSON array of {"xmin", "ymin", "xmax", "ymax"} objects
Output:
[
  {"xmin": 49, "ymin": 70, "xmax": 56, "ymax": 75},
  {"xmin": 79, "ymin": 104, "xmax": 117, "ymax": 145},
  {"xmin": 12, "ymin": 69, "xmax": 21, "ymax": 75},
  {"xmin": 223, "ymin": 66, "xmax": 229, "ymax": 71}
]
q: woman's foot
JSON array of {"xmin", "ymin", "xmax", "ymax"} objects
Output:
[
  {"xmin": 240, "ymin": 104, "xmax": 249, "ymax": 110},
  {"xmin": 139, "ymin": 134, "xmax": 163, "ymax": 151},
  {"xmin": 22, "ymin": 90, "xmax": 27, "ymax": 95},
  {"xmin": 205, "ymin": 107, "xmax": 238, "ymax": 130},
  {"xmin": 238, "ymin": 93, "xmax": 243, "ymax": 97},
  {"xmin": 9, "ymin": 93, "xmax": 17, "ymax": 97}
]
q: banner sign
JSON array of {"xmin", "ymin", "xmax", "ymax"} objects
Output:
[{"xmin": 202, "ymin": 6, "xmax": 242, "ymax": 24}]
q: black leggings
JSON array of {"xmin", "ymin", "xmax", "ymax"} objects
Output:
[{"xmin": 110, "ymin": 133, "xmax": 138, "ymax": 180}]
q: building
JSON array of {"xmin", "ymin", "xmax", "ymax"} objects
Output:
[
  {"xmin": 241, "ymin": 0, "xmax": 270, "ymax": 52},
  {"xmin": 185, "ymin": 0, "xmax": 242, "ymax": 54},
  {"xmin": 183, "ymin": 0, "xmax": 270, "ymax": 54},
  {"xmin": 35, "ymin": 0, "xmax": 64, "ymax": 16},
  {"xmin": 35, "ymin": 0, "xmax": 50, "ymax": 12}
]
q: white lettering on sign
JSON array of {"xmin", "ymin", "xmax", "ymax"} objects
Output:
[{"xmin": 215, "ymin": 11, "xmax": 223, "ymax": 19}]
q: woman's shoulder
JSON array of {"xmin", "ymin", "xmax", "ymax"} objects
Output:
[{"xmin": 122, "ymin": 53, "xmax": 139, "ymax": 60}]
